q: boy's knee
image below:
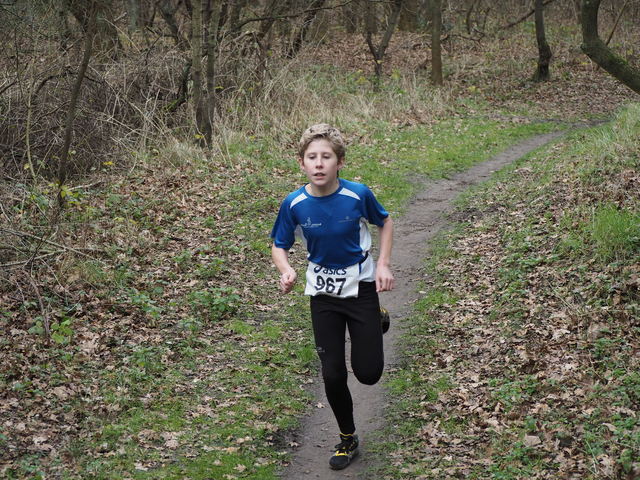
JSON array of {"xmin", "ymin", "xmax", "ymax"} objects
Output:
[
  {"xmin": 354, "ymin": 366, "xmax": 383, "ymax": 386},
  {"xmin": 322, "ymin": 365, "xmax": 348, "ymax": 386}
]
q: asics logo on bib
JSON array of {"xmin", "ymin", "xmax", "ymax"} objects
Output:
[{"xmin": 313, "ymin": 265, "xmax": 348, "ymax": 275}]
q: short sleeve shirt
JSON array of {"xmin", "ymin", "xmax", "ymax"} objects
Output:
[{"xmin": 271, "ymin": 179, "xmax": 389, "ymax": 269}]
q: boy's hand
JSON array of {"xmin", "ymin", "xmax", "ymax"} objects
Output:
[
  {"xmin": 279, "ymin": 268, "xmax": 297, "ymax": 293},
  {"xmin": 375, "ymin": 264, "xmax": 395, "ymax": 292}
]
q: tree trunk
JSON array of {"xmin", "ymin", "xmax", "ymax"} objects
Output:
[
  {"xmin": 65, "ymin": 0, "xmax": 120, "ymax": 56},
  {"xmin": 398, "ymin": 0, "xmax": 418, "ymax": 31},
  {"xmin": 58, "ymin": 6, "xmax": 73, "ymax": 51},
  {"xmin": 343, "ymin": 0, "xmax": 360, "ymax": 33},
  {"xmin": 364, "ymin": 0, "xmax": 377, "ymax": 35},
  {"xmin": 431, "ymin": 0, "xmax": 443, "ymax": 85},
  {"xmin": 604, "ymin": 0, "xmax": 629, "ymax": 46},
  {"xmin": 365, "ymin": 0, "xmax": 403, "ymax": 89},
  {"xmin": 254, "ymin": 0, "xmax": 289, "ymax": 84},
  {"xmin": 58, "ymin": 1, "xmax": 97, "ymax": 200},
  {"xmin": 191, "ymin": 0, "xmax": 206, "ymax": 138},
  {"xmin": 581, "ymin": 0, "xmax": 640, "ymax": 94},
  {"xmin": 203, "ymin": 0, "xmax": 223, "ymax": 146},
  {"xmin": 158, "ymin": 0, "xmax": 189, "ymax": 50},
  {"xmin": 227, "ymin": 0, "xmax": 248, "ymax": 34},
  {"xmin": 286, "ymin": 0, "xmax": 326, "ymax": 58},
  {"xmin": 465, "ymin": 0, "xmax": 477, "ymax": 35},
  {"xmin": 533, "ymin": 0, "xmax": 552, "ymax": 81}
]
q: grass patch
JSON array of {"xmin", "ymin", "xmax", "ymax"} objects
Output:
[
  {"xmin": 345, "ymin": 118, "xmax": 558, "ymax": 214},
  {"xmin": 589, "ymin": 203, "xmax": 640, "ymax": 262}
]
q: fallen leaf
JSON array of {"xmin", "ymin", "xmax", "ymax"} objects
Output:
[{"xmin": 524, "ymin": 435, "xmax": 541, "ymax": 447}]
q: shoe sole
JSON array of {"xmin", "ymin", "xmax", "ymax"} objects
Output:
[
  {"xmin": 329, "ymin": 448, "xmax": 359, "ymax": 470},
  {"xmin": 381, "ymin": 308, "xmax": 390, "ymax": 334}
]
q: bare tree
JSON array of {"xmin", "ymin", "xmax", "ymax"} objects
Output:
[
  {"xmin": 343, "ymin": 0, "xmax": 361, "ymax": 33},
  {"xmin": 431, "ymin": 0, "xmax": 443, "ymax": 85},
  {"xmin": 286, "ymin": 0, "xmax": 326, "ymax": 58},
  {"xmin": 58, "ymin": 1, "xmax": 97, "ymax": 200},
  {"xmin": 533, "ymin": 0, "xmax": 552, "ymax": 81},
  {"xmin": 252, "ymin": 0, "xmax": 291, "ymax": 81},
  {"xmin": 226, "ymin": 0, "xmax": 248, "ymax": 34},
  {"xmin": 465, "ymin": 0, "xmax": 489, "ymax": 39},
  {"xmin": 365, "ymin": 0, "xmax": 404, "ymax": 89},
  {"xmin": 126, "ymin": 0, "xmax": 141, "ymax": 33},
  {"xmin": 503, "ymin": 0, "xmax": 557, "ymax": 30},
  {"xmin": 604, "ymin": 0, "xmax": 629, "ymax": 46},
  {"xmin": 158, "ymin": 0, "xmax": 189, "ymax": 50},
  {"xmin": 203, "ymin": 0, "xmax": 223, "ymax": 145},
  {"xmin": 398, "ymin": 0, "xmax": 419, "ymax": 31},
  {"xmin": 189, "ymin": 0, "xmax": 224, "ymax": 145},
  {"xmin": 581, "ymin": 0, "xmax": 640, "ymax": 94},
  {"xmin": 64, "ymin": 0, "xmax": 120, "ymax": 56},
  {"xmin": 191, "ymin": 0, "xmax": 206, "ymax": 139}
]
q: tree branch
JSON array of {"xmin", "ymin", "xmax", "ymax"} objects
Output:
[
  {"xmin": 1, "ymin": 252, "xmax": 62, "ymax": 269},
  {"xmin": 0, "ymin": 227, "xmax": 104, "ymax": 264},
  {"xmin": 26, "ymin": 272, "xmax": 51, "ymax": 341},
  {"xmin": 57, "ymin": 0, "xmax": 98, "ymax": 196},
  {"xmin": 233, "ymin": 0, "xmax": 354, "ymax": 32},
  {"xmin": 503, "ymin": 0, "xmax": 557, "ymax": 29},
  {"xmin": 581, "ymin": 0, "xmax": 640, "ymax": 94},
  {"xmin": 604, "ymin": 0, "xmax": 628, "ymax": 46}
]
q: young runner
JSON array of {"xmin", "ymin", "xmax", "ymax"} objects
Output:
[{"xmin": 271, "ymin": 124, "xmax": 394, "ymax": 470}]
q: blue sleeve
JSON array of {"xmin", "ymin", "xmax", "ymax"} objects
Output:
[
  {"xmin": 362, "ymin": 186, "xmax": 389, "ymax": 227},
  {"xmin": 270, "ymin": 198, "xmax": 297, "ymax": 249}
]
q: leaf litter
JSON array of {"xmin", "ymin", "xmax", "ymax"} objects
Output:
[
  {"xmin": 2, "ymin": 20, "xmax": 639, "ymax": 479},
  {"xmin": 383, "ymin": 107, "xmax": 640, "ymax": 479}
]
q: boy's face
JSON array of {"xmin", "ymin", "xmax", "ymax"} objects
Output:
[{"xmin": 298, "ymin": 139, "xmax": 344, "ymax": 192}]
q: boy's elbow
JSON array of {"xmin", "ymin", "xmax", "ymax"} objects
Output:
[{"xmin": 271, "ymin": 244, "xmax": 289, "ymax": 259}]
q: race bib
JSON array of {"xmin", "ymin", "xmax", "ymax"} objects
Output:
[{"xmin": 305, "ymin": 261, "xmax": 360, "ymax": 298}]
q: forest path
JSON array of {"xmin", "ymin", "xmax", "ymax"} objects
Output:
[{"xmin": 279, "ymin": 129, "xmax": 568, "ymax": 479}]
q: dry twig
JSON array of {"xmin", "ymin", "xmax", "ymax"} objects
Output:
[
  {"xmin": 0, "ymin": 227, "xmax": 104, "ymax": 264},
  {"xmin": 25, "ymin": 271, "xmax": 51, "ymax": 340}
]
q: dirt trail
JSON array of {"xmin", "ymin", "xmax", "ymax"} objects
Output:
[{"xmin": 280, "ymin": 130, "xmax": 567, "ymax": 479}]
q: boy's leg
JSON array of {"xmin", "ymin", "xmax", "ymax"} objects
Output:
[
  {"xmin": 345, "ymin": 282, "xmax": 384, "ymax": 385},
  {"xmin": 310, "ymin": 296, "xmax": 356, "ymax": 434}
]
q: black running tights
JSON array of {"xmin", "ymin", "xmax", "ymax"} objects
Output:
[{"xmin": 309, "ymin": 281, "xmax": 384, "ymax": 435}]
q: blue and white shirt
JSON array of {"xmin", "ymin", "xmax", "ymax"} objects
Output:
[{"xmin": 271, "ymin": 179, "xmax": 388, "ymax": 279}]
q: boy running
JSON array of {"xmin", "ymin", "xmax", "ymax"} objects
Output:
[{"xmin": 271, "ymin": 124, "xmax": 394, "ymax": 470}]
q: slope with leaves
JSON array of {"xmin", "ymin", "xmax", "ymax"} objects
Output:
[
  {"xmin": 379, "ymin": 105, "xmax": 640, "ymax": 479},
  {"xmin": 0, "ymin": 140, "xmax": 317, "ymax": 479},
  {"xmin": 1, "ymin": 111, "xmax": 560, "ymax": 478}
]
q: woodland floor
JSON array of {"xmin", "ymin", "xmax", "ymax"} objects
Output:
[{"xmin": 1, "ymin": 23, "xmax": 639, "ymax": 480}]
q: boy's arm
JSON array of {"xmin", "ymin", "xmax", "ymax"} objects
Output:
[
  {"xmin": 272, "ymin": 244, "xmax": 298, "ymax": 294},
  {"xmin": 376, "ymin": 216, "xmax": 395, "ymax": 292}
]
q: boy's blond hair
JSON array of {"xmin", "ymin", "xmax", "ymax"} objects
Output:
[{"xmin": 297, "ymin": 124, "xmax": 346, "ymax": 159}]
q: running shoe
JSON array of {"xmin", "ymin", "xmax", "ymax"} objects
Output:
[
  {"xmin": 329, "ymin": 433, "xmax": 359, "ymax": 470},
  {"xmin": 380, "ymin": 306, "xmax": 390, "ymax": 334}
]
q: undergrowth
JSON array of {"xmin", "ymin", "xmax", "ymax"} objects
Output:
[
  {"xmin": 2, "ymin": 14, "xmax": 639, "ymax": 479},
  {"xmin": 379, "ymin": 104, "xmax": 640, "ymax": 479},
  {"xmin": 0, "ymin": 91, "xmax": 559, "ymax": 479}
]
